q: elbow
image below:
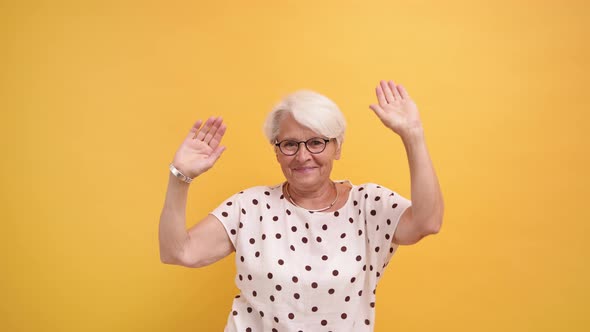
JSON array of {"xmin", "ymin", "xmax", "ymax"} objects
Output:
[
  {"xmin": 427, "ymin": 209, "xmax": 444, "ymax": 235},
  {"xmin": 160, "ymin": 250, "xmax": 205, "ymax": 268}
]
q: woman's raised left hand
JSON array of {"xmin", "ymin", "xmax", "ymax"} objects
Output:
[{"xmin": 369, "ymin": 80, "xmax": 423, "ymax": 138}]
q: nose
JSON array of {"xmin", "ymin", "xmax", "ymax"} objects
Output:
[{"xmin": 294, "ymin": 142, "xmax": 311, "ymax": 161}]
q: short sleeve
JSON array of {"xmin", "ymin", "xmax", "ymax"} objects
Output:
[
  {"xmin": 210, "ymin": 192, "xmax": 243, "ymax": 248},
  {"xmin": 363, "ymin": 183, "xmax": 412, "ymax": 271}
]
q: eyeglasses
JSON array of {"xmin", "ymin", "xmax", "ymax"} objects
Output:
[{"xmin": 275, "ymin": 137, "xmax": 332, "ymax": 156}]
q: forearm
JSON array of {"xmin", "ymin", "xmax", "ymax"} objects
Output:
[
  {"xmin": 159, "ymin": 173, "xmax": 192, "ymax": 263},
  {"xmin": 401, "ymin": 127, "xmax": 444, "ymax": 233}
]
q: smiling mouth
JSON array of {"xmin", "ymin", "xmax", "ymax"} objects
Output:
[{"xmin": 293, "ymin": 166, "xmax": 317, "ymax": 172}]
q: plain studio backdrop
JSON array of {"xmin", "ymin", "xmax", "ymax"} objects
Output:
[{"xmin": 1, "ymin": 0, "xmax": 588, "ymax": 331}]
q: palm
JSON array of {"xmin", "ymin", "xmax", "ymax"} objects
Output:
[
  {"xmin": 172, "ymin": 117, "xmax": 227, "ymax": 178},
  {"xmin": 369, "ymin": 80, "xmax": 422, "ymax": 137}
]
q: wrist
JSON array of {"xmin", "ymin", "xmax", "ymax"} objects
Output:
[
  {"xmin": 169, "ymin": 163, "xmax": 194, "ymax": 184},
  {"xmin": 400, "ymin": 126, "xmax": 425, "ymax": 145}
]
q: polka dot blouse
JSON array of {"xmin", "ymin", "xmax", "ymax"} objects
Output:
[{"xmin": 211, "ymin": 181, "xmax": 411, "ymax": 332}]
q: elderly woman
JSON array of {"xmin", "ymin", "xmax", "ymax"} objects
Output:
[{"xmin": 159, "ymin": 80, "xmax": 444, "ymax": 331}]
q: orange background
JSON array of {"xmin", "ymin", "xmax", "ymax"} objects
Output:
[{"xmin": 1, "ymin": 0, "xmax": 589, "ymax": 331}]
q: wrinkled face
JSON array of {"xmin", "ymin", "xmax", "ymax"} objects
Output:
[{"xmin": 275, "ymin": 113, "xmax": 341, "ymax": 189}]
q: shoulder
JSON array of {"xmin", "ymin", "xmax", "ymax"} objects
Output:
[
  {"xmin": 352, "ymin": 182, "xmax": 398, "ymax": 197},
  {"xmin": 226, "ymin": 184, "xmax": 284, "ymax": 203}
]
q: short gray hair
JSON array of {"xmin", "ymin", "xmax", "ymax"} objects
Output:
[{"xmin": 263, "ymin": 90, "xmax": 346, "ymax": 146}]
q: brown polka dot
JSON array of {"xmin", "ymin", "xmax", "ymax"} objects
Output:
[
  {"xmin": 262, "ymin": 234, "xmax": 267, "ymax": 240},
  {"xmin": 249, "ymin": 238, "xmax": 255, "ymax": 244},
  {"xmin": 322, "ymin": 255, "xmax": 328, "ymax": 261},
  {"xmin": 270, "ymin": 295, "xmax": 275, "ymax": 302},
  {"xmin": 392, "ymin": 203, "xmax": 398, "ymax": 208},
  {"xmin": 226, "ymin": 202, "xmax": 232, "ymax": 206},
  {"xmin": 356, "ymin": 255, "xmax": 362, "ymax": 261},
  {"xmin": 302, "ymin": 237, "xmax": 308, "ymax": 243},
  {"xmin": 332, "ymin": 270, "xmax": 339, "ymax": 276},
  {"xmin": 230, "ymin": 229, "xmax": 236, "ymax": 235},
  {"xmin": 351, "ymin": 277, "xmax": 356, "ymax": 283},
  {"xmin": 375, "ymin": 247, "xmax": 380, "ymax": 252},
  {"xmin": 288, "ymin": 313, "xmax": 295, "ymax": 319},
  {"xmin": 341, "ymin": 313, "xmax": 347, "ymax": 319},
  {"xmin": 365, "ymin": 319, "xmax": 371, "ymax": 325},
  {"xmin": 292, "ymin": 276, "xmax": 298, "ymax": 283},
  {"xmin": 294, "ymin": 293, "xmax": 300, "ymax": 299},
  {"xmin": 275, "ymin": 285, "xmax": 282, "ymax": 291},
  {"xmin": 290, "ymin": 245, "xmax": 295, "ymax": 251},
  {"xmin": 291, "ymin": 226, "xmax": 297, "ymax": 232},
  {"xmin": 274, "ymin": 317, "xmax": 279, "ymax": 323},
  {"xmin": 328, "ymin": 288, "xmax": 335, "ymax": 294},
  {"xmin": 322, "ymin": 224, "xmax": 328, "ymax": 230},
  {"xmin": 286, "ymin": 209, "xmax": 291, "ymax": 215},
  {"xmin": 252, "ymin": 291, "xmax": 257, "ymax": 297},
  {"xmin": 340, "ymin": 233, "xmax": 346, "ymax": 238},
  {"xmin": 241, "ymin": 208, "xmax": 246, "ymax": 214},
  {"xmin": 259, "ymin": 310, "xmax": 263, "ymax": 317},
  {"xmin": 312, "ymin": 306, "xmax": 318, "ymax": 312},
  {"xmin": 345, "ymin": 296, "xmax": 350, "ymax": 302},
  {"xmin": 321, "ymin": 320, "xmax": 328, "ymax": 326},
  {"xmin": 311, "ymin": 282, "xmax": 318, "ymax": 288},
  {"xmin": 278, "ymin": 259, "xmax": 284, "ymax": 265},
  {"xmin": 305, "ymin": 265, "xmax": 312, "ymax": 271},
  {"xmin": 222, "ymin": 212, "xmax": 228, "ymax": 217},
  {"xmin": 370, "ymin": 210, "xmax": 376, "ymax": 216},
  {"xmin": 273, "ymin": 216, "xmax": 279, "ymax": 221},
  {"xmin": 341, "ymin": 246, "xmax": 347, "ymax": 252},
  {"xmin": 255, "ymin": 251, "xmax": 260, "ymax": 257},
  {"xmin": 252, "ymin": 199, "xmax": 258, "ymax": 205},
  {"xmin": 316, "ymin": 236, "xmax": 322, "ymax": 242},
  {"xmin": 276, "ymin": 233, "xmax": 282, "ymax": 239},
  {"xmin": 267, "ymin": 272, "xmax": 273, "ymax": 279},
  {"xmin": 247, "ymin": 307, "xmax": 252, "ymax": 313},
  {"xmin": 233, "ymin": 310, "xmax": 238, "ymax": 315}
]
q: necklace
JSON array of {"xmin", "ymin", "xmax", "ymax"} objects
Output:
[{"xmin": 284, "ymin": 181, "xmax": 339, "ymax": 212}]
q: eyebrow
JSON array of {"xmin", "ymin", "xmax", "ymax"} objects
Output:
[{"xmin": 277, "ymin": 136, "xmax": 326, "ymax": 142}]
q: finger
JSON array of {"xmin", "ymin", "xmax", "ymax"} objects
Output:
[
  {"xmin": 203, "ymin": 117, "xmax": 223, "ymax": 144},
  {"xmin": 208, "ymin": 123, "xmax": 227, "ymax": 149},
  {"xmin": 380, "ymin": 80, "xmax": 395, "ymax": 104},
  {"xmin": 389, "ymin": 80, "xmax": 402, "ymax": 100},
  {"xmin": 369, "ymin": 104, "xmax": 386, "ymax": 119},
  {"xmin": 375, "ymin": 86, "xmax": 388, "ymax": 107},
  {"xmin": 194, "ymin": 116, "xmax": 215, "ymax": 140},
  {"xmin": 397, "ymin": 84, "xmax": 410, "ymax": 100},
  {"xmin": 188, "ymin": 120, "xmax": 203, "ymax": 139}
]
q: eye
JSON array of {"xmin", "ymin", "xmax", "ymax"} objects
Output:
[
  {"xmin": 308, "ymin": 138, "xmax": 325, "ymax": 147},
  {"xmin": 282, "ymin": 141, "xmax": 298, "ymax": 148}
]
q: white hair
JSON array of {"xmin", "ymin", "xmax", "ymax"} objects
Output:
[{"xmin": 263, "ymin": 90, "xmax": 346, "ymax": 147}]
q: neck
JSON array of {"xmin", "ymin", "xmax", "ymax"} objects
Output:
[{"xmin": 285, "ymin": 180, "xmax": 338, "ymax": 212}]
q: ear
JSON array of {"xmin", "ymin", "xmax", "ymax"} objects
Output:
[{"xmin": 334, "ymin": 141, "xmax": 342, "ymax": 160}]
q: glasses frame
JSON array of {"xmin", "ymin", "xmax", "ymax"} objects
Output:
[{"xmin": 274, "ymin": 137, "xmax": 332, "ymax": 156}]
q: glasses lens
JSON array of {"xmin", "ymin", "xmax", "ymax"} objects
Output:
[
  {"xmin": 306, "ymin": 138, "xmax": 327, "ymax": 153},
  {"xmin": 279, "ymin": 140, "xmax": 299, "ymax": 155}
]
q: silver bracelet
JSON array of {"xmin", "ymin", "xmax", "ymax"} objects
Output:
[{"xmin": 169, "ymin": 164, "xmax": 193, "ymax": 184}]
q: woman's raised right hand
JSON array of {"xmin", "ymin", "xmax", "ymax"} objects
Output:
[{"xmin": 171, "ymin": 116, "xmax": 227, "ymax": 179}]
